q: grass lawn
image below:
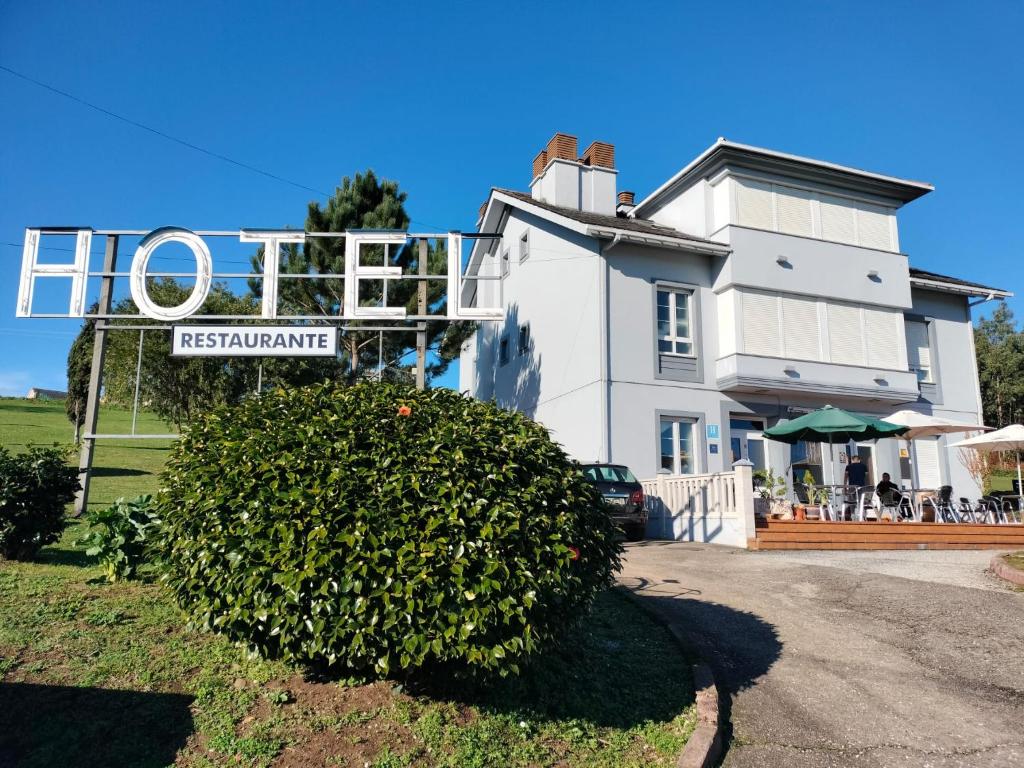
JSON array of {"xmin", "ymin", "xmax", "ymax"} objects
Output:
[{"xmin": 0, "ymin": 398, "xmax": 696, "ymax": 767}]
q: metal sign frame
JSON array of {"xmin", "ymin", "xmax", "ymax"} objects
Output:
[{"xmin": 15, "ymin": 228, "xmax": 503, "ymax": 514}]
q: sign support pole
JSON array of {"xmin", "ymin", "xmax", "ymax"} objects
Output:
[
  {"xmin": 74, "ymin": 235, "xmax": 118, "ymax": 516},
  {"xmin": 416, "ymin": 239, "xmax": 427, "ymax": 390}
]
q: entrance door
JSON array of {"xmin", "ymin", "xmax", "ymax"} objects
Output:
[{"xmin": 729, "ymin": 417, "xmax": 766, "ymax": 471}]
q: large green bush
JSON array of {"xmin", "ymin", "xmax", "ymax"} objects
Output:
[
  {"xmin": 154, "ymin": 382, "xmax": 621, "ymax": 678},
  {"xmin": 0, "ymin": 446, "xmax": 80, "ymax": 560}
]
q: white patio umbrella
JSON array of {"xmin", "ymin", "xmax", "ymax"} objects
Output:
[
  {"xmin": 883, "ymin": 410, "xmax": 991, "ymax": 488},
  {"xmin": 949, "ymin": 424, "xmax": 1024, "ymax": 496}
]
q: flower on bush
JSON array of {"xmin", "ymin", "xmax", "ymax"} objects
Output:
[
  {"xmin": 0, "ymin": 446, "xmax": 79, "ymax": 561},
  {"xmin": 397, "ymin": 405, "xmax": 412, "ymax": 417},
  {"xmin": 153, "ymin": 381, "xmax": 621, "ymax": 679}
]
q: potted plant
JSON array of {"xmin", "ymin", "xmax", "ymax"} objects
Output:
[{"xmin": 755, "ymin": 469, "xmax": 791, "ymax": 519}]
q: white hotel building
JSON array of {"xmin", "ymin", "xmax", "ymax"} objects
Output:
[{"xmin": 458, "ymin": 133, "xmax": 1010, "ymax": 540}]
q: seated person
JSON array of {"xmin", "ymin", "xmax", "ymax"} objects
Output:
[{"xmin": 876, "ymin": 473, "xmax": 902, "ymax": 505}]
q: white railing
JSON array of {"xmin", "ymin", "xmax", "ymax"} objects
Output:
[{"xmin": 640, "ymin": 462, "xmax": 756, "ymax": 548}]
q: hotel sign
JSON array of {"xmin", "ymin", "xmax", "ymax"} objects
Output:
[
  {"xmin": 16, "ymin": 226, "xmax": 501, "ymax": 322},
  {"xmin": 171, "ymin": 325, "xmax": 338, "ymax": 357}
]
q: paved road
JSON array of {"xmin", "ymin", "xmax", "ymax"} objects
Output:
[{"xmin": 619, "ymin": 543, "xmax": 1024, "ymax": 768}]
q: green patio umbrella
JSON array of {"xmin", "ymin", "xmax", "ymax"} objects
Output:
[{"xmin": 762, "ymin": 405, "xmax": 908, "ymax": 486}]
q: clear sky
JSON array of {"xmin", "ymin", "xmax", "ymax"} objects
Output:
[{"xmin": 1, "ymin": 0, "xmax": 1021, "ymax": 396}]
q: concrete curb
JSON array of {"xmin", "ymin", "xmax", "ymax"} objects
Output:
[
  {"xmin": 990, "ymin": 553, "xmax": 1024, "ymax": 587},
  {"xmin": 616, "ymin": 586, "xmax": 723, "ymax": 768}
]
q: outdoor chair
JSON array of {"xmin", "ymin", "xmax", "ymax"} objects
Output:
[
  {"xmin": 975, "ymin": 497, "xmax": 1002, "ymax": 524},
  {"xmin": 927, "ymin": 486, "xmax": 961, "ymax": 523},
  {"xmin": 876, "ymin": 488, "xmax": 914, "ymax": 522},
  {"xmin": 856, "ymin": 486, "xmax": 877, "ymax": 521},
  {"xmin": 957, "ymin": 497, "xmax": 981, "ymax": 524}
]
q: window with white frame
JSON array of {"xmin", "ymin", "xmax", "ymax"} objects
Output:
[
  {"xmin": 657, "ymin": 287, "xmax": 694, "ymax": 356},
  {"xmin": 519, "ymin": 232, "xmax": 529, "ymax": 263},
  {"xmin": 905, "ymin": 319, "xmax": 933, "ymax": 383},
  {"xmin": 501, "ymin": 249, "xmax": 510, "ymax": 278},
  {"xmin": 517, "ymin": 324, "xmax": 530, "ymax": 355},
  {"xmin": 659, "ymin": 416, "xmax": 696, "ymax": 475}
]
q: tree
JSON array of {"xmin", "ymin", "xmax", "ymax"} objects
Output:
[
  {"xmin": 975, "ymin": 303, "xmax": 1024, "ymax": 427},
  {"xmin": 248, "ymin": 170, "xmax": 473, "ymax": 382},
  {"xmin": 66, "ymin": 305, "xmax": 97, "ymax": 444},
  {"xmin": 102, "ymin": 281, "xmax": 268, "ymax": 428}
]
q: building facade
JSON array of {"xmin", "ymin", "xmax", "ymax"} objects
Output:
[{"xmin": 459, "ymin": 134, "xmax": 1011, "ymax": 536}]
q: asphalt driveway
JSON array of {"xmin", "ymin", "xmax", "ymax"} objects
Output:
[{"xmin": 619, "ymin": 543, "xmax": 1024, "ymax": 768}]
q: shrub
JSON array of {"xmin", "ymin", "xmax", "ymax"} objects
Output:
[
  {"xmin": 77, "ymin": 495, "xmax": 160, "ymax": 582},
  {"xmin": 153, "ymin": 381, "xmax": 621, "ymax": 678},
  {"xmin": 0, "ymin": 446, "xmax": 80, "ymax": 560}
]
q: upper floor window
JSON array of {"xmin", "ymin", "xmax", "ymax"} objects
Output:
[
  {"xmin": 905, "ymin": 319, "xmax": 933, "ymax": 383},
  {"xmin": 657, "ymin": 288, "xmax": 694, "ymax": 356},
  {"xmin": 734, "ymin": 177, "xmax": 896, "ymax": 251},
  {"xmin": 501, "ymin": 249, "xmax": 510, "ymax": 278},
  {"xmin": 519, "ymin": 232, "xmax": 529, "ymax": 263},
  {"xmin": 498, "ymin": 336, "xmax": 509, "ymax": 366},
  {"xmin": 517, "ymin": 324, "xmax": 530, "ymax": 355}
]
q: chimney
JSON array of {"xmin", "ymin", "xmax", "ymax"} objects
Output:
[
  {"xmin": 530, "ymin": 132, "xmax": 617, "ymax": 215},
  {"xmin": 616, "ymin": 190, "xmax": 635, "ymax": 216}
]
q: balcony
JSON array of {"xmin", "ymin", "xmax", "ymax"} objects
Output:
[{"xmin": 716, "ymin": 353, "xmax": 921, "ymax": 402}]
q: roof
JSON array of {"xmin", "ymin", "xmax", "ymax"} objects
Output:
[
  {"xmin": 634, "ymin": 138, "xmax": 935, "ymax": 216},
  {"xmin": 492, "ymin": 188, "xmax": 726, "ymax": 251},
  {"xmin": 908, "ymin": 267, "xmax": 1012, "ymax": 298}
]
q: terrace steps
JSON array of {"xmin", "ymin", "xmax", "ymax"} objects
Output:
[{"xmin": 752, "ymin": 519, "xmax": 1024, "ymax": 550}]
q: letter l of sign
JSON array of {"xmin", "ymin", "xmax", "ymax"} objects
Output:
[
  {"xmin": 239, "ymin": 230, "xmax": 307, "ymax": 319},
  {"xmin": 17, "ymin": 228, "xmax": 93, "ymax": 317}
]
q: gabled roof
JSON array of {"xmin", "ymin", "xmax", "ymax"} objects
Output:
[
  {"xmin": 633, "ymin": 138, "xmax": 935, "ymax": 216},
  {"xmin": 490, "ymin": 188, "xmax": 728, "ymax": 253},
  {"xmin": 908, "ymin": 267, "xmax": 1012, "ymax": 298}
]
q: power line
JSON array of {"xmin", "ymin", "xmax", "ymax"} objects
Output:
[
  {"xmin": 0, "ymin": 63, "xmax": 449, "ymax": 231},
  {"xmin": 0, "ymin": 63, "xmax": 333, "ymax": 198}
]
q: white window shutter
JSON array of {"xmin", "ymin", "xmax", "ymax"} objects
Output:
[
  {"xmin": 735, "ymin": 179, "xmax": 773, "ymax": 230},
  {"xmin": 775, "ymin": 185, "xmax": 814, "ymax": 237},
  {"xmin": 742, "ymin": 292, "xmax": 781, "ymax": 356},
  {"xmin": 857, "ymin": 202, "xmax": 892, "ymax": 250},
  {"xmin": 827, "ymin": 303, "xmax": 865, "ymax": 365},
  {"xmin": 781, "ymin": 296, "xmax": 821, "ymax": 360},
  {"xmin": 865, "ymin": 308, "xmax": 901, "ymax": 369},
  {"xmin": 819, "ymin": 194, "xmax": 857, "ymax": 244},
  {"xmin": 915, "ymin": 438, "xmax": 941, "ymax": 488},
  {"xmin": 905, "ymin": 320, "xmax": 931, "ymax": 370}
]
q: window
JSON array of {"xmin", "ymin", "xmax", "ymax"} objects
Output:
[
  {"xmin": 733, "ymin": 177, "xmax": 895, "ymax": 251},
  {"xmin": 501, "ymin": 249, "xmax": 510, "ymax": 278},
  {"xmin": 519, "ymin": 232, "xmax": 529, "ymax": 263},
  {"xmin": 739, "ymin": 289, "xmax": 905, "ymax": 370},
  {"xmin": 498, "ymin": 336, "xmax": 509, "ymax": 366},
  {"xmin": 905, "ymin": 319, "xmax": 933, "ymax": 383},
  {"xmin": 517, "ymin": 324, "xmax": 530, "ymax": 355},
  {"xmin": 657, "ymin": 288, "xmax": 694, "ymax": 355},
  {"xmin": 659, "ymin": 417, "xmax": 696, "ymax": 475},
  {"xmin": 583, "ymin": 465, "xmax": 638, "ymax": 483}
]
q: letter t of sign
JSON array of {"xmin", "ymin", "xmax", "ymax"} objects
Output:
[
  {"xmin": 239, "ymin": 230, "xmax": 307, "ymax": 319},
  {"xmin": 17, "ymin": 228, "xmax": 93, "ymax": 317}
]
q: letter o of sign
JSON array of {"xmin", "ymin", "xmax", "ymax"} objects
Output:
[{"xmin": 130, "ymin": 227, "xmax": 213, "ymax": 321}]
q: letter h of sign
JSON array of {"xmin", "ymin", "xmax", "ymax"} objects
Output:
[{"xmin": 16, "ymin": 228, "xmax": 93, "ymax": 317}]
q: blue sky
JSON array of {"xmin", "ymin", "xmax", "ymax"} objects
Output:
[{"xmin": 1, "ymin": 0, "xmax": 1021, "ymax": 396}]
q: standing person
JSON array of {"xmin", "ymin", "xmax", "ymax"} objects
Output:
[{"xmin": 845, "ymin": 454, "xmax": 868, "ymax": 487}]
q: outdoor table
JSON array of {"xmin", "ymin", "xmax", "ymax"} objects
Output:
[{"xmin": 902, "ymin": 489, "xmax": 937, "ymax": 521}]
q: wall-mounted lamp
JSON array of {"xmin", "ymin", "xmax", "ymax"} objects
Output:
[
  {"xmin": 867, "ymin": 270, "xmax": 881, "ymax": 282},
  {"xmin": 776, "ymin": 255, "xmax": 792, "ymax": 268}
]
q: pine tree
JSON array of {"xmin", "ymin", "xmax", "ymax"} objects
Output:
[
  {"xmin": 65, "ymin": 306, "xmax": 97, "ymax": 444},
  {"xmin": 248, "ymin": 170, "xmax": 473, "ymax": 382},
  {"xmin": 975, "ymin": 303, "xmax": 1024, "ymax": 427}
]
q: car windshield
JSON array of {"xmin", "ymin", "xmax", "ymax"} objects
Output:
[{"xmin": 583, "ymin": 465, "xmax": 638, "ymax": 483}]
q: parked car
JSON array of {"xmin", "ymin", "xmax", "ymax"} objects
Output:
[{"xmin": 581, "ymin": 463, "xmax": 647, "ymax": 541}]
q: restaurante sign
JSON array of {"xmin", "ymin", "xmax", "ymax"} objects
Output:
[
  {"xmin": 16, "ymin": 226, "xmax": 501, "ymax": 322},
  {"xmin": 171, "ymin": 325, "xmax": 339, "ymax": 357}
]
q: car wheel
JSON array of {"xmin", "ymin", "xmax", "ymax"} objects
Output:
[{"xmin": 624, "ymin": 523, "xmax": 645, "ymax": 542}]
